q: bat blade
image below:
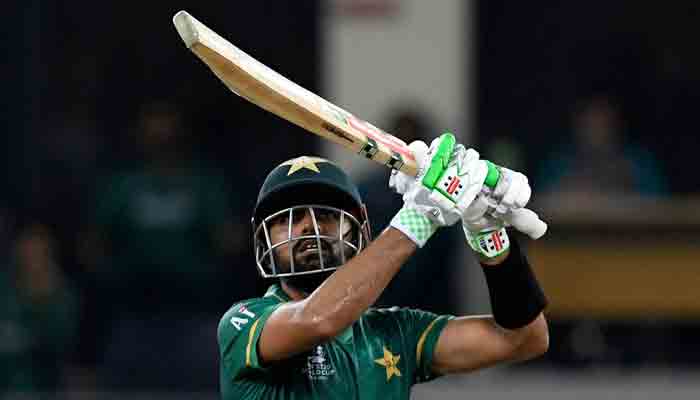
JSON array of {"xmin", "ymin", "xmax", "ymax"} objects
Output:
[
  {"xmin": 172, "ymin": 10, "xmax": 417, "ymax": 175},
  {"xmin": 172, "ymin": 10, "xmax": 547, "ymax": 239}
]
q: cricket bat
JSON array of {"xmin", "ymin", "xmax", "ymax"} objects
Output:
[{"xmin": 172, "ymin": 11, "xmax": 547, "ymax": 239}]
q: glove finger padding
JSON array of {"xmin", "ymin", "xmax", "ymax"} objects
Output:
[
  {"xmin": 493, "ymin": 168, "xmax": 531, "ymax": 216},
  {"xmin": 461, "ymin": 192, "xmax": 507, "ymax": 257},
  {"xmin": 388, "ymin": 169, "xmax": 410, "ymax": 195},
  {"xmin": 430, "ymin": 146, "xmax": 488, "ymax": 220},
  {"xmin": 461, "ymin": 193, "xmax": 490, "ymax": 223},
  {"xmin": 462, "ymin": 163, "xmax": 545, "ymax": 256},
  {"xmin": 501, "ymin": 171, "xmax": 530, "ymax": 207},
  {"xmin": 462, "ymin": 195, "xmax": 505, "ymax": 234}
]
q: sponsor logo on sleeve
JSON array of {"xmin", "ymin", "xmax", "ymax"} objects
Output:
[{"xmin": 230, "ymin": 305, "xmax": 257, "ymax": 331}]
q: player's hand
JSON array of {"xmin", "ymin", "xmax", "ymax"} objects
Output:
[
  {"xmin": 482, "ymin": 166, "xmax": 531, "ymax": 218},
  {"xmin": 461, "ymin": 193, "xmax": 510, "ymax": 259},
  {"xmin": 389, "ymin": 133, "xmax": 488, "ymax": 247},
  {"xmin": 389, "ymin": 141, "xmax": 429, "ymax": 196},
  {"xmin": 461, "ymin": 165, "xmax": 544, "ymax": 258},
  {"xmin": 389, "ymin": 140, "xmax": 488, "ymax": 215}
]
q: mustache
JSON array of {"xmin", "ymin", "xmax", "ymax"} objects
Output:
[{"xmin": 293, "ymin": 238, "xmax": 333, "ymax": 254}]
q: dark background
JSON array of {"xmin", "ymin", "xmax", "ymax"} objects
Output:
[
  {"xmin": 4, "ymin": 0, "xmax": 322, "ymax": 291},
  {"xmin": 477, "ymin": 1, "xmax": 698, "ymax": 193},
  {"xmin": 1, "ymin": 0, "xmax": 699, "ymax": 396},
  {"xmin": 3, "ymin": 1, "xmax": 323, "ymax": 393}
]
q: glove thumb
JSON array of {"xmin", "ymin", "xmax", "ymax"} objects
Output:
[
  {"xmin": 389, "ymin": 140, "xmax": 428, "ymax": 195},
  {"xmin": 408, "ymin": 140, "xmax": 429, "ymax": 167}
]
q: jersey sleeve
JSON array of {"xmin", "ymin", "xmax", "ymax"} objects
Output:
[
  {"xmin": 395, "ymin": 308, "xmax": 454, "ymax": 384},
  {"xmin": 217, "ymin": 298, "xmax": 282, "ymax": 380}
]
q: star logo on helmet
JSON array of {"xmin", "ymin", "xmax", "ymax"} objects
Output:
[{"xmin": 282, "ymin": 156, "xmax": 329, "ymax": 176}]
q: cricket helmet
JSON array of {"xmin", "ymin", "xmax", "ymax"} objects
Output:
[{"xmin": 252, "ymin": 156, "xmax": 371, "ymax": 279}]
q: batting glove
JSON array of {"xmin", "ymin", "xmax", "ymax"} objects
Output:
[
  {"xmin": 461, "ymin": 165, "xmax": 537, "ymax": 258},
  {"xmin": 389, "ymin": 133, "xmax": 488, "ymax": 247}
]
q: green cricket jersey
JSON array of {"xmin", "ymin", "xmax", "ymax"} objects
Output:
[{"xmin": 218, "ymin": 284, "xmax": 453, "ymax": 399}]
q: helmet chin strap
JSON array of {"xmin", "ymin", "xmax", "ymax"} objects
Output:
[{"xmin": 281, "ymin": 270, "xmax": 335, "ymax": 295}]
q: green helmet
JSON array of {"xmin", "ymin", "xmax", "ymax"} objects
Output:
[{"xmin": 252, "ymin": 156, "xmax": 371, "ymax": 279}]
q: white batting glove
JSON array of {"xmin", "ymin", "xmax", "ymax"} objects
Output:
[
  {"xmin": 461, "ymin": 165, "xmax": 537, "ymax": 258},
  {"xmin": 483, "ymin": 165, "xmax": 532, "ymax": 218},
  {"xmin": 389, "ymin": 141, "xmax": 489, "ymax": 212},
  {"xmin": 435, "ymin": 144, "xmax": 489, "ymax": 215},
  {"xmin": 461, "ymin": 194, "xmax": 510, "ymax": 259},
  {"xmin": 389, "ymin": 141, "xmax": 428, "ymax": 195},
  {"xmin": 389, "ymin": 134, "xmax": 488, "ymax": 247}
]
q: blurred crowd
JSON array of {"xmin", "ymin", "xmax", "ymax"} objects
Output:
[
  {"xmin": 2, "ymin": 100, "xmax": 255, "ymax": 393},
  {"xmin": 485, "ymin": 94, "xmax": 668, "ymax": 199}
]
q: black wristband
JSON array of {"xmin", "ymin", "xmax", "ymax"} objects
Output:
[{"xmin": 481, "ymin": 237, "xmax": 547, "ymax": 329}]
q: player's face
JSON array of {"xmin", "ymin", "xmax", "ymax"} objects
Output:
[{"xmin": 267, "ymin": 207, "xmax": 352, "ymax": 274}]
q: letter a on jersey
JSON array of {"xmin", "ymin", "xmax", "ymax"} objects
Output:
[{"xmin": 230, "ymin": 305, "xmax": 257, "ymax": 331}]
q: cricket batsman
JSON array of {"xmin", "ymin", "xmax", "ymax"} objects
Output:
[{"xmin": 218, "ymin": 133, "xmax": 549, "ymax": 399}]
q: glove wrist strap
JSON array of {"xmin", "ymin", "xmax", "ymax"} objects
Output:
[
  {"xmin": 464, "ymin": 226, "xmax": 510, "ymax": 258},
  {"xmin": 390, "ymin": 207, "xmax": 438, "ymax": 248}
]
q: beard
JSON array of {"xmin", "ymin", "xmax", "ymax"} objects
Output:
[
  {"xmin": 278, "ymin": 238, "xmax": 341, "ymax": 294},
  {"xmin": 273, "ymin": 233, "xmax": 360, "ymax": 294}
]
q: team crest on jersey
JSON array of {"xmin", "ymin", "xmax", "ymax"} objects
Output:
[
  {"xmin": 374, "ymin": 346, "xmax": 402, "ymax": 381},
  {"xmin": 302, "ymin": 345, "xmax": 336, "ymax": 381}
]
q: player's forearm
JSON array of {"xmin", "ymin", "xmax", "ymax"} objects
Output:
[
  {"xmin": 507, "ymin": 313, "xmax": 549, "ymax": 361},
  {"xmin": 430, "ymin": 242, "xmax": 548, "ymax": 375},
  {"xmin": 300, "ymin": 227, "xmax": 415, "ymax": 338},
  {"xmin": 480, "ymin": 238, "xmax": 548, "ymax": 337}
]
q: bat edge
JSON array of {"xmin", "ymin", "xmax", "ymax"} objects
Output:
[{"xmin": 173, "ymin": 10, "xmax": 200, "ymax": 48}]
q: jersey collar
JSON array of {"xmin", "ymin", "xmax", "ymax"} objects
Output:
[{"xmin": 264, "ymin": 283, "xmax": 291, "ymax": 303}]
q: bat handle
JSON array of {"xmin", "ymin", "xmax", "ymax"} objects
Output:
[
  {"xmin": 483, "ymin": 161, "xmax": 548, "ymax": 240},
  {"xmin": 502, "ymin": 208, "xmax": 548, "ymax": 240}
]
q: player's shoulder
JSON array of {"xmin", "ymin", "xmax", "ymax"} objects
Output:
[
  {"xmin": 218, "ymin": 285, "xmax": 291, "ymax": 340},
  {"xmin": 219, "ymin": 296, "xmax": 279, "ymax": 332}
]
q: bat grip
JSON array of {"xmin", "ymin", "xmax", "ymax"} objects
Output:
[{"xmin": 502, "ymin": 208, "xmax": 548, "ymax": 240}]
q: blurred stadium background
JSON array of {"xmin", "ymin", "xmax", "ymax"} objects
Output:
[{"xmin": 3, "ymin": 1, "xmax": 700, "ymax": 398}]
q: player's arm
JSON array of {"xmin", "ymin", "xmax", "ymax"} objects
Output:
[
  {"xmin": 431, "ymin": 240, "xmax": 549, "ymax": 375},
  {"xmin": 432, "ymin": 164, "xmax": 549, "ymax": 374},
  {"xmin": 258, "ymin": 135, "xmax": 484, "ymax": 364}
]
